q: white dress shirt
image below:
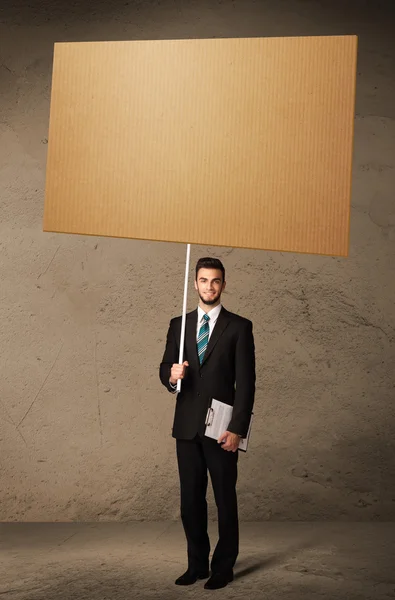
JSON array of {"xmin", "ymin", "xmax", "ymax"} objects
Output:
[{"xmin": 197, "ymin": 303, "xmax": 222, "ymax": 340}]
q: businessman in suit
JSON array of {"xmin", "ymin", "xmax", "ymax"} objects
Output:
[{"xmin": 159, "ymin": 257, "xmax": 256, "ymax": 590}]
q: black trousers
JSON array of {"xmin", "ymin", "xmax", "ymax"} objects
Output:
[{"xmin": 176, "ymin": 433, "xmax": 239, "ymax": 575}]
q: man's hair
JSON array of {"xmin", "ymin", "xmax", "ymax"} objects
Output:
[{"xmin": 195, "ymin": 257, "xmax": 225, "ymax": 282}]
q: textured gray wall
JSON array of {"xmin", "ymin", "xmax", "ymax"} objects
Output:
[{"xmin": 0, "ymin": 0, "xmax": 394, "ymax": 522}]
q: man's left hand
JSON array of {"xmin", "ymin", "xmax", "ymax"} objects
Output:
[{"xmin": 218, "ymin": 431, "xmax": 240, "ymax": 452}]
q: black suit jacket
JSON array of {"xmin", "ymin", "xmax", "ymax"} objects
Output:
[{"xmin": 159, "ymin": 306, "xmax": 255, "ymax": 440}]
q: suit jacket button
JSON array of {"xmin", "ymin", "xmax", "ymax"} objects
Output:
[{"xmin": 197, "ymin": 393, "xmax": 200, "ymax": 397}]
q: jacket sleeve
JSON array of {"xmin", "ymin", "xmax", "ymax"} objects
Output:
[
  {"xmin": 159, "ymin": 318, "xmax": 179, "ymax": 393},
  {"xmin": 227, "ymin": 319, "xmax": 256, "ymax": 438}
]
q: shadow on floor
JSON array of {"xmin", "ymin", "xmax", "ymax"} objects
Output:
[{"xmin": 235, "ymin": 532, "xmax": 318, "ymax": 579}]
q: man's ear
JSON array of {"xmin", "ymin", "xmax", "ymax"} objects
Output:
[{"xmin": 194, "ymin": 280, "xmax": 198, "ymax": 290}]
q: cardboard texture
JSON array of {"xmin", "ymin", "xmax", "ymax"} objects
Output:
[{"xmin": 43, "ymin": 35, "xmax": 357, "ymax": 256}]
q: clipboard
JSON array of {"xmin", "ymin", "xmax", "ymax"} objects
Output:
[{"xmin": 204, "ymin": 398, "xmax": 253, "ymax": 452}]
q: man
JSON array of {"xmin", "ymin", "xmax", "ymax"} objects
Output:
[{"xmin": 159, "ymin": 257, "xmax": 255, "ymax": 590}]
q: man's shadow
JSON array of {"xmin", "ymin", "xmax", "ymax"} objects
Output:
[{"xmin": 234, "ymin": 534, "xmax": 318, "ymax": 579}]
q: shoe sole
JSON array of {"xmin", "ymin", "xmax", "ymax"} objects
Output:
[{"xmin": 175, "ymin": 573, "xmax": 210, "ymax": 585}]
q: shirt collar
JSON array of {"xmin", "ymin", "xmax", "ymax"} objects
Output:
[{"xmin": 197, "ymin": 303, "xmax": 222, "ymax": 323}]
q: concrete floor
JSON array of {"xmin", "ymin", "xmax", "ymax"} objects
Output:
[{"xmin": 0, "ymin": 522, "xmax": 394, "ymax": 599}]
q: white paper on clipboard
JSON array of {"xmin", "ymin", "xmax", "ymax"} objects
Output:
[{"xmin": 204, "ymin": 398, "xmax": 253, "ymax": 452}]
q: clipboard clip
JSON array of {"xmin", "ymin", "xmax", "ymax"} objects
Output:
[{"xmin": 205, "ymin": 407, "xmax": 214, "ymax": 426}]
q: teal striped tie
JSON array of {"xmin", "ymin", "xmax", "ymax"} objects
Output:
[{"xmin": 197, "ymin": 314, "xmax": 210, "ymax": 365}]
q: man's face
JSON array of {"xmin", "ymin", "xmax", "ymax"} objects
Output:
[{"xmin": 194, "ymin": 268, "xmax": 226, "ymax": 307}]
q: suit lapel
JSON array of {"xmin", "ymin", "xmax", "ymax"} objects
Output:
[{"xmin": 185, "ymin": 309, "xmax": 199, "ymax": 371}]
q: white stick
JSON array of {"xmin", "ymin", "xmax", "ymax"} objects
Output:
[{"xmin": 177, "ymin": 243, "xmax": 191, "ymax": 392}]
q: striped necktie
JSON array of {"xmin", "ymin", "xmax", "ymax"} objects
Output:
[{"xmin": 197, "ymin": 313, "xmax": 210, "ymax": 365}]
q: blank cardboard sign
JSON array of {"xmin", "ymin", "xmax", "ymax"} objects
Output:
[{"xmin": 43, "ymin": 35, "xmax": 357, "ymax": 256}]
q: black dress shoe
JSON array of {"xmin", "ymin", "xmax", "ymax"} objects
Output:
[
  {"xmin": 204, "ymin": 571, "xmax": 234, "ymax": 590},
  {"xmin": 175, "ymin": 569, "xmax": 210, "ymax": 585}
]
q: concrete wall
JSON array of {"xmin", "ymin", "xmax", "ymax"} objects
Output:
[{"xmin": 0, "ymin": 0, "xmax": 394, "ymax": 521}]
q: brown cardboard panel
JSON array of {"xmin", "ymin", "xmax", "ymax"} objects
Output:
[{"xmin": 43, "ymin": 36, "xmax": 357, "ymax": 256}]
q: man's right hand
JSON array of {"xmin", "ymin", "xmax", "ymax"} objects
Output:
[{"xmin": 170, "ymin": 361, "xmax": 189, "ymax": 384}]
